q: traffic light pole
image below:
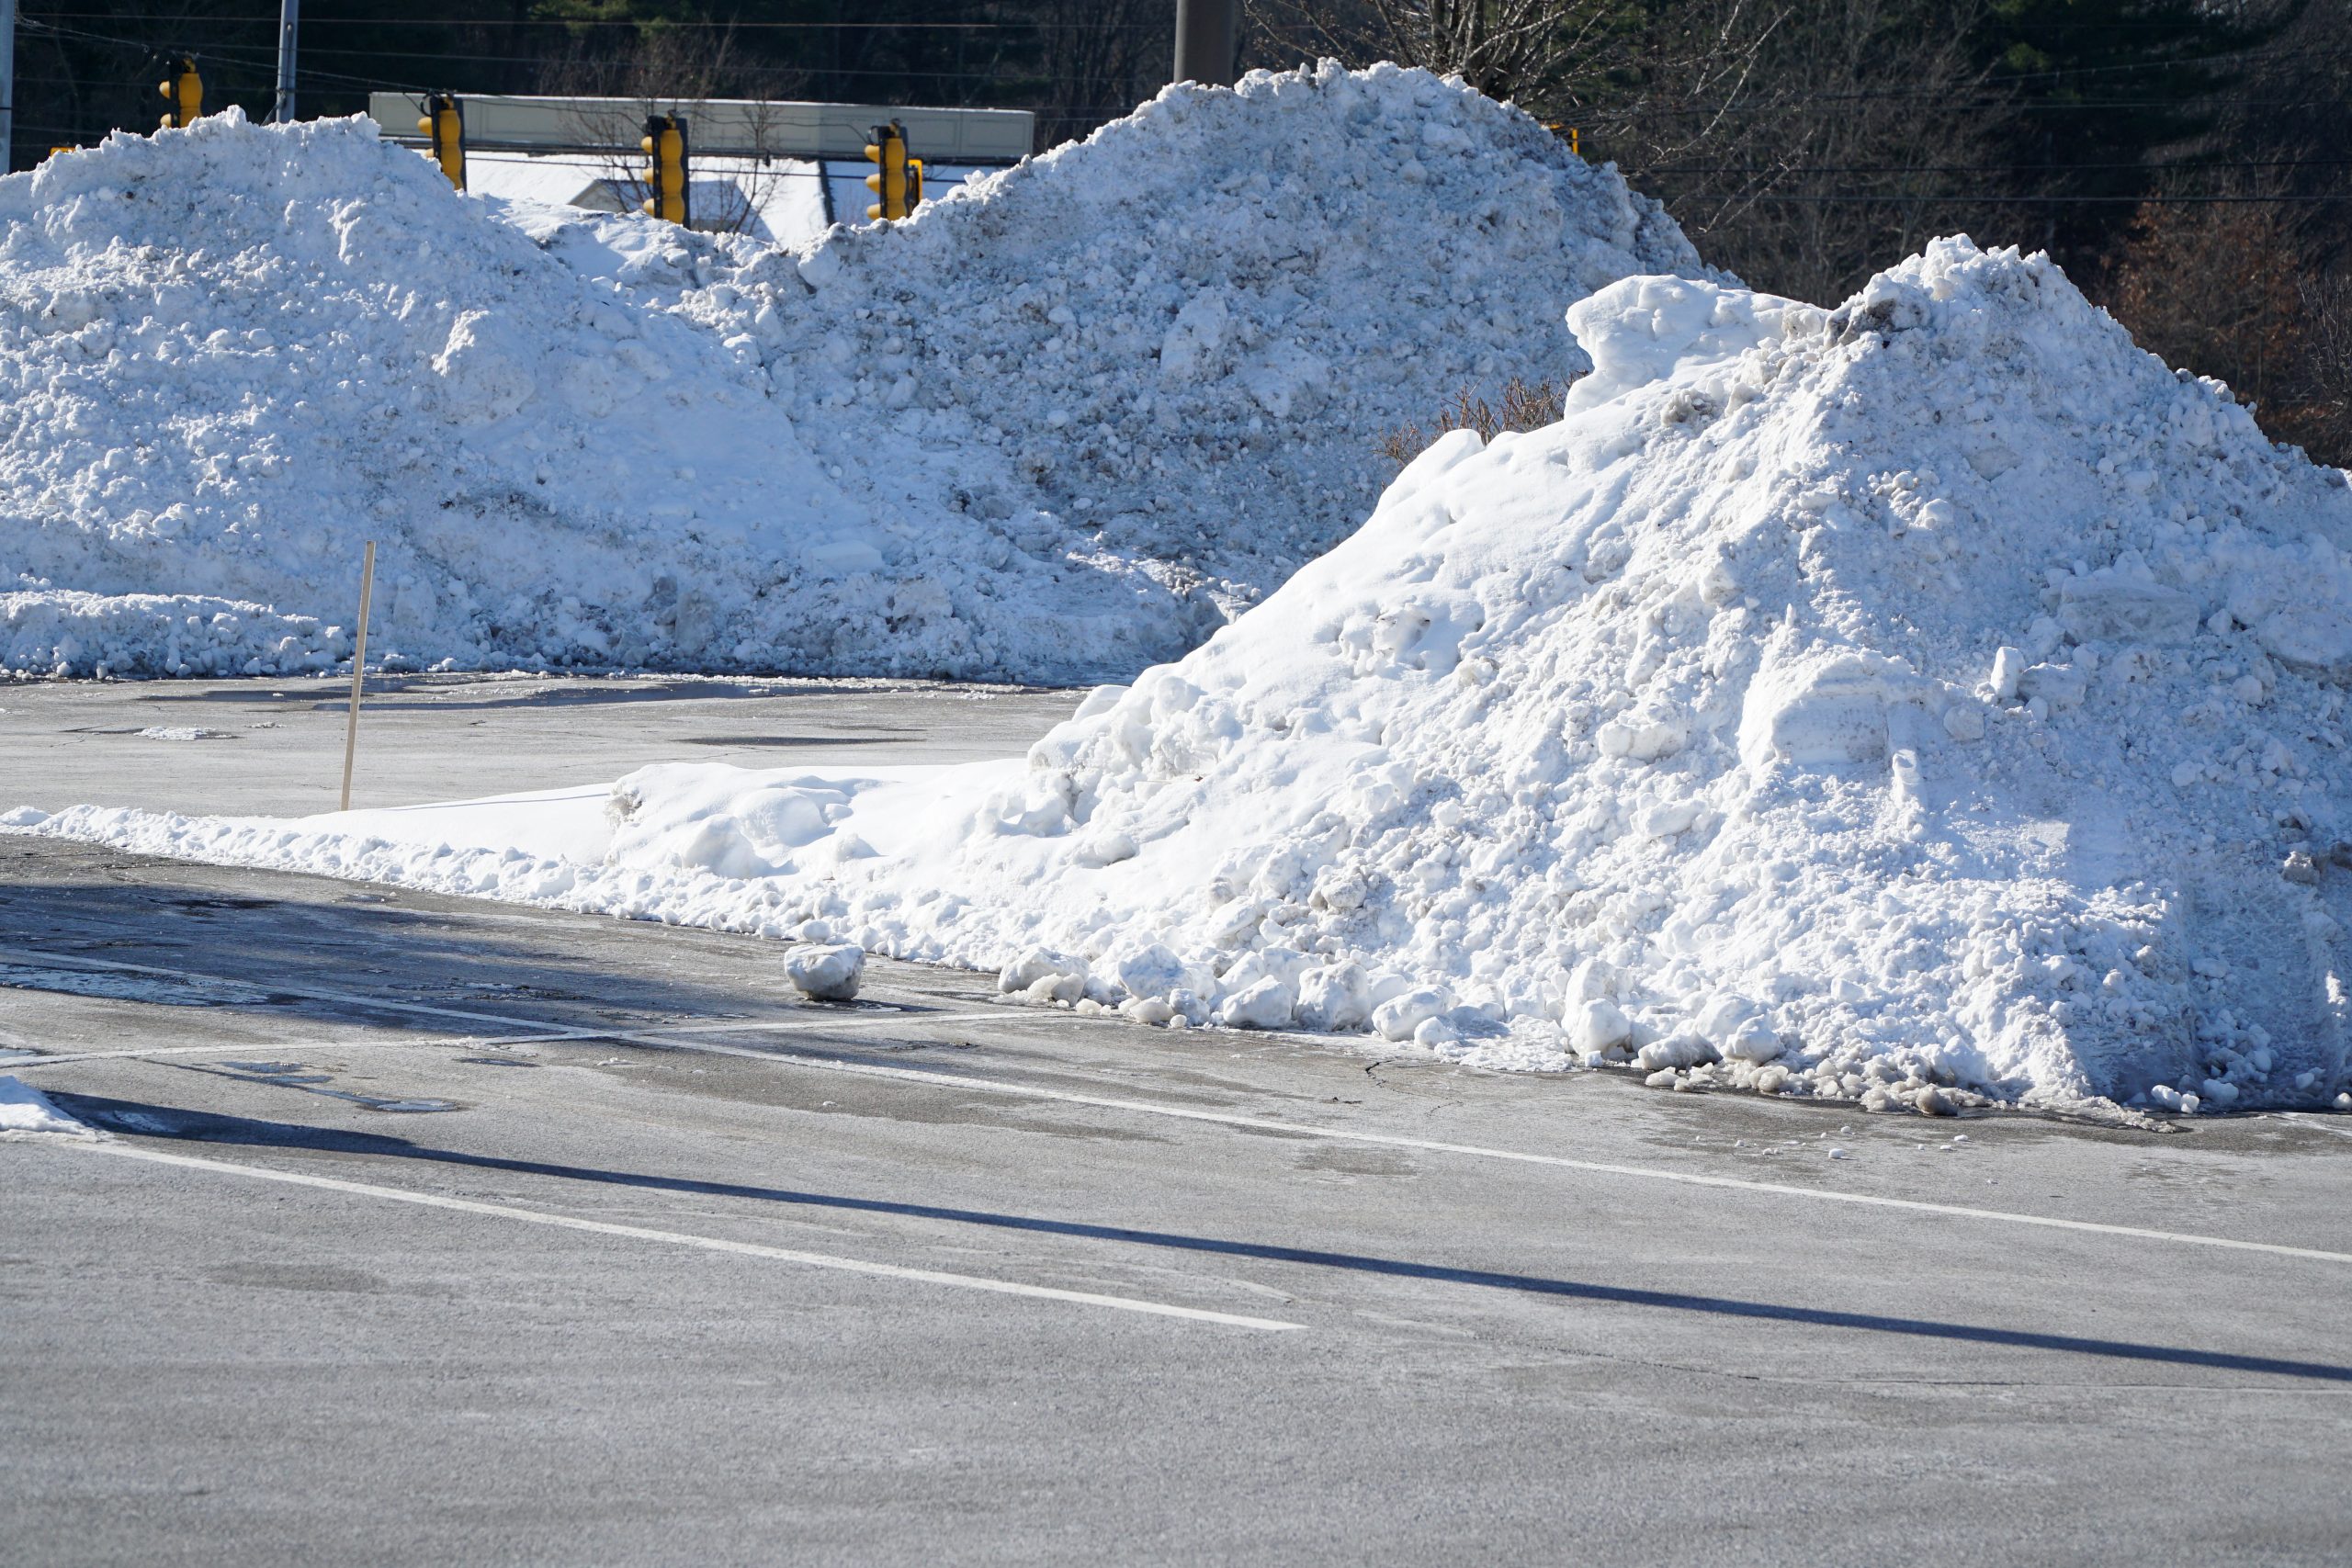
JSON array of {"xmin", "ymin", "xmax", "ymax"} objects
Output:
[
  {"xmin": 1173, "ymin": 0, "xmax": 1238, "ymax": 87},
  {"xmin": 1, "ymin": 0, "xmax": 17, "ymax": 175},
  {"xmin": 273, "ymin": 0, "xmax": 298, "ymax": 122}
]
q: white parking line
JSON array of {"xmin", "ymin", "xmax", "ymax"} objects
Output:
[
  {"xmin": 17, "ymin": 944, "xmax": 2352, "ymax": 1269},
  {"xmin": 74, "ymin": 1140, "xmax": 1302, "ymax": 1333}
]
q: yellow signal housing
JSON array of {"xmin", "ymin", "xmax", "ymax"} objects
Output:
[
  {"xmin": 639, "ymin": 114, "xmax": 690, "ymax": 226},
  {"xmin": 417, "ymin": 94, "xmax": 466, "ymax": 190},
  {"xmin": 157, "ymin": 57, "xmax": 203, "ymax": 130},
  {"xmin": 864, "ymin": 121, "xmax": 913, "ymax": 221}
]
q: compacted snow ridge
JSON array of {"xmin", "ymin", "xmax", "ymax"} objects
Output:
[
  {"xmin": 0, "ymin": 63, "xmax": 1704, "ymax": 682},
  {"xmin": 22, "ymin": 239, "xmax": 2352, "ymax": 1119}
]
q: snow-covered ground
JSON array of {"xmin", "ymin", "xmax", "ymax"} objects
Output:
[
  {"xmin": 19, "ymin": 238, "xmax": 2352, "ymax": 1120},
  {"xmin": 0, "ymin": 62, "xmax": 1704, "ymax": 682}
]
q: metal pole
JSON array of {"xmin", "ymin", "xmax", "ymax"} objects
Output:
[
  {"xmin": 1172, "ymin": 0, "xmax": 1238, "ymax": 87},
  {"xmin": 339, "ymin": 540, "xmax": 375, "ymax": 812},
  {"xmin": 273, "ymin": 0, "xmax": 298, "ymax": 122},
  {"xmin": 1, "ymin": 0, "xmax": 17, "ymax": 175}
]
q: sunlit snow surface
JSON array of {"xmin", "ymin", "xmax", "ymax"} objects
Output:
[
  {"xmin": 0, "ymin": 1076, "xmax": 95, "ymax": 1137},
  {"xmin": 20, "ymin": 240, "xmax": 2352, "ymax": 1119},
  {"xmin": 0, "ymin": 63, "xmax": 1704, "ymax": 682}
]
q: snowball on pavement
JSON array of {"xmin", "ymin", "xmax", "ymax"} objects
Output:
[{"xmin": 783, "ymin": 943, "xmax": 864, "ymax": 1002}]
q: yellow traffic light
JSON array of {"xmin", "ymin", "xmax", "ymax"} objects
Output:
[
  {"xmin": 639, "ymin": 114, "xmax": 689, "ymax": 225},
  {"xmin": 417, "ymin": 94, "xmax": 466, "ymax": 191},
  {"xmin": 157, "ymin": 57, "xmax": 203, "ymax": 130},
  {"xmin": 864, "ymin": 120, "xmax": 914, "ymax": 221}
]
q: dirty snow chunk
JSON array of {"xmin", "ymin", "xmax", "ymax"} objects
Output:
[
  {"xmin": 0, "ymin": 71, "xmax": 1707, "ymax": 682},
  {"xmin": 1, "ymin": 1075, "xmax": 94, "ymax": 1136},
  {"xmin": 1597, "ymin": 706, "xmax": 1688, "ymax": 761},
  {"xmin": 2018, "ymin": 662, "xmax": 2086, "ymax": 709},
  {"xmin": 2057, "ymin": 573, "xmax": 2199, "ymax": 645},
  {"xmin": 1221, "ymin": 976, "xmax": 1296, "ymax": 1029},
  {"xmin": 1989, "ymin": 647, "xmax": 2026, "ymax": 701},
  {"xmin": 1634, "ymin": 1034, "xmax": 1713, "ymax": 1071},
  {"xmin": 999, "ymin": 948, "xmax": 1088, "ymax": 997},
  {"xmin": 783, "ymin": 942, "xmax": 864, "ymax": 1001},
  {"xmin": 1295, "ymin": 962, "xmax": 1372, "ymax": 1031},
  {"xmin": 1570, "ymin": 998, "xmax": 1632, "ymax": 1053},
  {"xmin": 1371, "ymin": 987, "xmax": 1452, "ymax": 1043}
]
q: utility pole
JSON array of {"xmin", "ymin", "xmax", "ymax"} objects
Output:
[
  {"xmin": 1173, "ymin": 0, "xmax": 1238, "ymax": 88},
  {"xmin": 273, "ymin": 0, "xmax": 298, "ymax": 122},
  {"xmin": 1, "ymin": 0, "xmax": 16, "ymax": 175}
]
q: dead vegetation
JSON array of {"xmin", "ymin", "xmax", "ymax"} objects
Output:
[{"xmin": 1376, "ymin": 376, "xmax": 1573, "ymax": 466}]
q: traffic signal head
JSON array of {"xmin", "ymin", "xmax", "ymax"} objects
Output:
[
  {"xmin": 639, "ymin": 115, "xmax": 689, "ymax": 225},
  {"xmin": 863, "ymin": 121, "xmax": 912, "ymax": 221},
  {"xmin": 420, "ymin": 94, "xmax": 466, "ymax": 191},
  {"xmin": 157, "ymin": 57, "xmax": 203, "ymax": 130}
]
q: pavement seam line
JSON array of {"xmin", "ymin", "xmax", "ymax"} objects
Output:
[
  {"xmin": 19, "ymin": 943, "xmax": 2352, "ymax": 1268},
  {"xmin": 72, "ymin": 1140, "xmax": 1304, "ymax": 1333}
]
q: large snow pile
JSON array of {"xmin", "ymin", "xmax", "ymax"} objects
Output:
[
  {"xmin": 0, "ymin": 64, "xmax": 1705, "ymax": 681},
  {"xmin": 24, "ymin": 239, "xmax": 2352, "ymax": 1120},
  {"xmin": 534, "ymin": 62, "xmax": 1705, "ymax": 615}
]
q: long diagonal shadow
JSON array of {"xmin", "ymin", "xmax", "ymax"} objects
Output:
[{"xmin": 54, "ymin": 1092, "xmax": 2352, "ymax": 1384}]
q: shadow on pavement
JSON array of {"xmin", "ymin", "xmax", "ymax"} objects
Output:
[
  {"xmin": 0, "ymin": 877, "xmax": 779, "ymax": 1034},
  {"xmin": 55, "ymin": 1090, "xmax": 2352, "ymax": 1386}
]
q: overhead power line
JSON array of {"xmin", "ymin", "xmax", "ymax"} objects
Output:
[{"xmin": 1669, "ymin": 192, "xmax": 2352, "ymax": 205}]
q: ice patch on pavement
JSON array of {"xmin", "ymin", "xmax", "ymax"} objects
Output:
[{"xmin": 0, "ymin": 962, "xmax": 271, "ymax": 1007}]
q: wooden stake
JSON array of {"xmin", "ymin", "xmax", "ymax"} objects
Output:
[{"xmin": 339, "ymin": 539, "xmax": 375, "ymax": 812}]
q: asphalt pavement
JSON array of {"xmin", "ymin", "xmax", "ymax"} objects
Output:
[{"xmin": 3, "ymin": 678, "xmax": 2349, "ymax": 1565}]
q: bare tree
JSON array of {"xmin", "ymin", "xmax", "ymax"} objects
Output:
[
  {"xmin": 1249, "ymin": 0, "xmax": 1623, "ymax": 107},
  {"xmin": 1589, "ymin": 0, "xmax": 2017, "ymax": 304},
  {"xmin": 537, "ymin": 23, "xmax": 799, "ymax": 237},
  {"xmin": 1031, "ymin": 0, "xmax": 1176, "ymax": 149}
]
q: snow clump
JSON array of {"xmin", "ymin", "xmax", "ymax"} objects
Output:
[
  {"xmin": 1, "ymin": 1076, "xmax": 95, "ymax": 1136},
  {"xmin": 783, "ymin": 942, "xmax": 864, "ymax": 1002}
]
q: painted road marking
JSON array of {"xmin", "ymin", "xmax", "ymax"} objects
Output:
[
  {"xmin": 17, "ymin": 945, "xmax": 2352, "ymax": 1269},
  {"xmin": 74, "ymin": 1140, "xmax": 1302, "ymax": 1333}
]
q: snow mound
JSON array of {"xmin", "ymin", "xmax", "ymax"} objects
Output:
[
  {"xmin": 610, "ymin": 239, "xmax": 2352, "ymax": 1116},
  {"xmin": 0, "ymin": 64, "xmax": 1704, "ymax": 680},
  {"xmin": 552, "ymin": 60, "xmax": 1708, "ymax": 614},
  {"xmin": 28, "ymin": 239, "xmax": 2348, "ymax": 1119},
  {"xmin": 1, "ymin": 1075, "xmax": 95, "ymax": 1136}
]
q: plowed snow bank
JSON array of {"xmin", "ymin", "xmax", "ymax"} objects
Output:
[{"xmin": 0, "ymin": 64, "xmax": 1704, "ymax": 680}]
